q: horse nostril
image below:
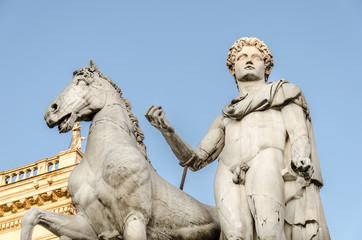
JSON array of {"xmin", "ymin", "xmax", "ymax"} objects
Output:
[{"xmin": 51, "ymin": 103, "xmax": 58, "ymax": 112}]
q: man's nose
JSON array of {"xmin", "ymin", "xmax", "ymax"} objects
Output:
[{"xmin": 246, "ymin": 60, "xmax": 253, "ymax": 65}]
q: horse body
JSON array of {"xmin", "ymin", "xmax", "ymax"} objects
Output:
[{"xmin": 21, "ymin": 60, "xmax": 220, "ymax": 240}]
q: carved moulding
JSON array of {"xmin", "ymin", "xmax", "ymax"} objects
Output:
[{"xmin": 0, "ymin": 187, "xmax": 73, "ymax": 234}]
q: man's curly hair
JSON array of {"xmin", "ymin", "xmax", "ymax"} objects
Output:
[{"xmin": 226, "ymin": 37, "xmax": 274, "ymax": 82}]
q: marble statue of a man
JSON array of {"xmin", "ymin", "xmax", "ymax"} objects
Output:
[
  {"xmin": 145, "ymin": 37, "xmax": 330, "ymax": 240},
  {"xmin": 70, "ymin": 122, "xmax": 86, "ymax": 149}
]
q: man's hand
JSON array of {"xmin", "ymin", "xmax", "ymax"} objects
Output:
[
  {"xmin": 291, "ymin": 157, "xmax": 314, "ymax": 180},
  {"xmin": 145, "ymin": 105, "xmax": 175, "ymax": 134}
]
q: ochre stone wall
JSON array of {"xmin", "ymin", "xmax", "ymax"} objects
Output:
[{"xmin": 0, "ymin": 149, "xmax": 82, "ymax": 240}]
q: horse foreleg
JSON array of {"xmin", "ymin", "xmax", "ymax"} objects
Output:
[{"xmin": 21, "ymin": 208, "xmax": 97, "ymax": 240}]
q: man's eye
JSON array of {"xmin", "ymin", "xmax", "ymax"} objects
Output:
[
  {"xmin": 253, "ymin": 55, "xmax": 262, "ymax": 61},
  {"xmin": 237, "ymin": 55, "xmax": 247, "ymax": 61}
]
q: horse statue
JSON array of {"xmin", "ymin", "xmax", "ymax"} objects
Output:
[{"xmin": 21, "ymin": 60, "xmax": 220, "ymax": 240}]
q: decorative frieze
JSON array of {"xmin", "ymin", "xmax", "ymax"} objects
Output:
[
  {"xmin": 0, "ymin": 187, "xmax": 70, "ymax": 217},
  {"xmin": 0, "ymin": 204, "xmax": 75, "ymax": 233}
]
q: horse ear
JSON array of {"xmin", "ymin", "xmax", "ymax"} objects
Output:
[{"xmin": 89, "ymin": 59, "xmax": 99, "ymax": 71}]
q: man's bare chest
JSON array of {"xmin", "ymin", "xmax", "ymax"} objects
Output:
[{"xmin": 222, "ymin": 109, "xmax": 287, "ymax": 151}]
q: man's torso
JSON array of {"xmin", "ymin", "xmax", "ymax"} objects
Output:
[{"xmin": 219, "ymin": 108, "xmax": 287, "ymax": 168}]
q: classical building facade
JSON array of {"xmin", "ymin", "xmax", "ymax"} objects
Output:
[{"xmin": 0, "ymin": 125, "xmax": 84, "ymax": 240}]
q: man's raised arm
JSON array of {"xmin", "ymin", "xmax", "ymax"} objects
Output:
[{"xmin": 145, "ymin": 105, "xmax": 225, "ymax": 171}]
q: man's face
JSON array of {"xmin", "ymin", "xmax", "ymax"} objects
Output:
[{"xmin": 234, "ymin": 46, "xmax": 266, "ymax": 82}]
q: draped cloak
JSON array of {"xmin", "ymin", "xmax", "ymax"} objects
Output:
[{"xmin": 222, "ymin": 80, "xmax": 330, "ymax": 240}]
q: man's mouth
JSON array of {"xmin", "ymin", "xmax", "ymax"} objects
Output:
[{"xmin": 245, "ymin": 66, "xmax": 255, "ymax": 70}]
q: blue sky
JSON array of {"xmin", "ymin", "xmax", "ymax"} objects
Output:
[{"xmin": 0, "ymin": 1, "xmax": 361, "ymax": 239}]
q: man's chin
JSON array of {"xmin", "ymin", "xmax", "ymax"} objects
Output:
[{"xmin": 238, "ymin": 73, "xmax": 262, "ymax": 82}]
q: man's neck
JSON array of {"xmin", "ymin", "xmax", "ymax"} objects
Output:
[{"xmin": 237, "ymin": 79, "xmax": 266, "ymax": 96}]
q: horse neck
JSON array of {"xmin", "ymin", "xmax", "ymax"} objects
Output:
[
  {"xmin": 84, "ymin": 96, "xmax": 137, "ymax": 163},
  {"xmin": 92, "ymin": 99, "xmax": 131, "ymax": 133}
]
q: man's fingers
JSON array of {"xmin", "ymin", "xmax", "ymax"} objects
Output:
[
  {"xmin": 145, "ymin": 105, "xmax": 155, "ymax": 122},
  {"xmin": 145, "ymin": 105, "xmax": 161, "ymax": 117},
  {"xmin": 292, "ymin": 158, "xmax": 311, "ymax": 170},
  {"xmin": 301, "ymin": 164, "xmax": 311, "ymax": 172},
  {"xmin": 153, "ymin": 109, "xmax": 163, "ymax": 126},
  {"xmin": 159, "ymin": 111, "xmax": 168, "ymax": 128},
  {"xmin": 154, "ymin": 108, "xmax": 163, "ymax": 117},
  {"xmin": 149, "ymin": 105, "xmax": 162, "ymax": 116},
  {"xmin": 291, "ymin": 160, "xmax": 299, "ymax": 171},
  {"xmin": 160, "ymin": 110, "xmax": 166, "ymax": 118},
  {"xmin": 158, "ymin": 110, "xmax": 170, "ymax": 129},
  {"xmin": 145, "ymin": 105, "xmax": 162, "ymax": 125},
  {"xmin": 301, "ymin": 167, "xmax": 313, "ymax": 180},
  {"xmin": 292, "ymin": 158, "xmax": 313, "ymax": 180},
  {"xmin": 145, "ymin": 105, "xmax": 154, "ymax": 115},
  {"xmin": 144, "ymin": 105, "xmax": 174, "ymax": 133},
  {"xmin": 145, "ymin": 105, "xmax": 174, "ymax": 133},
  {"xmin": 299, "ymin": 159, "xmax": 312, "ymax": 172}
]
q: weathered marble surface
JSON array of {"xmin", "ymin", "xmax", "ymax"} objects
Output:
[
  {"xmin": 20, "ymin": 60, "xmax": 220, "ymax": 240},
  {"xmin": 146, "ymin": 37, "xmax": 330, "ymax": 240}
]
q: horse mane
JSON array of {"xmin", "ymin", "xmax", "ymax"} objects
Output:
[{"xmin": 74, "ymin": 67, "xmax": 150, "ymax": 163}]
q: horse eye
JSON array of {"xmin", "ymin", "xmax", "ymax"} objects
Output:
[{"xmin": 77, "ymin": 79, "xmax": 88, "ymax": 86}]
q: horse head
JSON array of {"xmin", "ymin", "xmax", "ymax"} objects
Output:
[
  {"xmin": 23, "ymin": 60, "xmax": 221, "ymax": 240},
  {"xmin": 44, "ymin": 59, "xmax": 121, "ymax": 133}
]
